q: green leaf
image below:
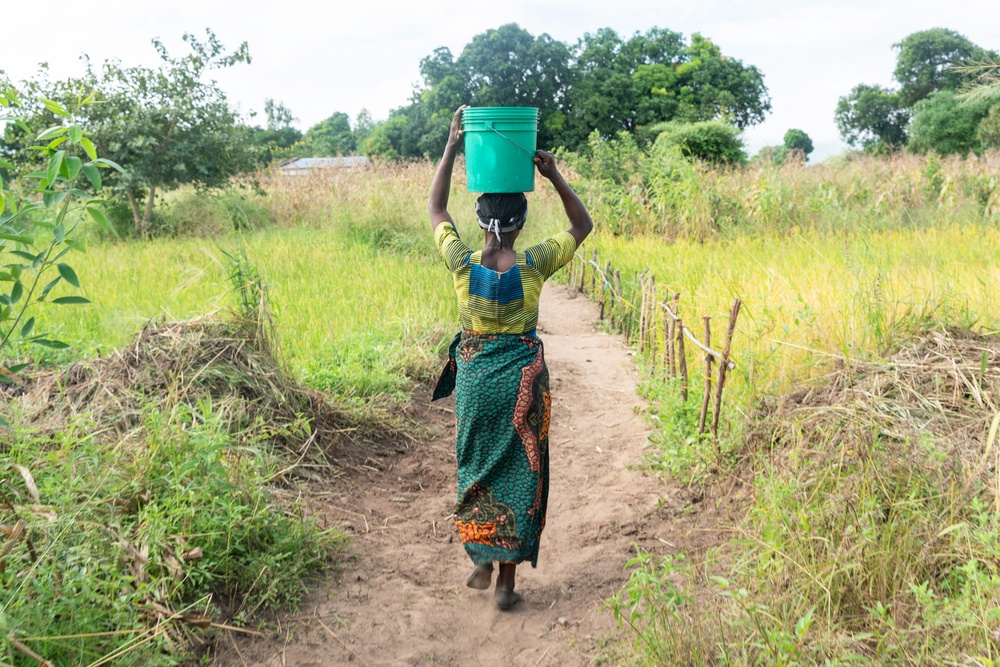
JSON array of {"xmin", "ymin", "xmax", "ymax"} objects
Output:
[
  {"xmin": 52, "ymin": 296, "xmax": 90, "ymax": 305},
  {"xmin": 42, "ymin": 191, "xmax": 68, "ymax": 208},
  {"xmin": 20, "ymin": 316, "xmax": 34, "ymax": 338},
  {"xmin": 68, "ymin": 126, "xmax": 83, "ymax": 144},
  {"xmin": 47, "ymin": 150, "xmax": 66, "ymax": 187},
  {"xmin": 87, "ymin": 206, "xmax": 118, "ymax": 238},
  {"xmin": 39, "ymin": 276, "xmax": 61, "ymax": 298},
  {"xmin": 40, "ymin": 98, "xmax": 70, "ymax": 118},
  {"xmin": 0, "ymin": 232, "xmax": 33, "ymax": 244},
  {"xmin": 93, "ymin": 158, "xmax": 126, "ymax": 174},
  {"xmin": 32, "ymin": 338, "xmax": 70, "ymax": 349},
  {"xmin": 9, "ymin": 281, "xmax": 22, "ymax": 304},
  {"xmin": 80, "ymin": 136, "xmax": 97, "ymax": 161},
  {"xmin": 9, "ymin": 251, "xmax": 38, "ymax": 262},
  {"xmin": 46, "ymin": 136, "xmax": 68, "ymax": 151},
  {"xmin": 51, "ymin": 240, "xmax": 80, "ymax": 262},
  {"xmin": 6, "ymin": 363, "xmax": 29, "ymax": 374},
  {"xmin": 57, "ymin": 263, "xmax": 80, "ymax": 287},
  {"xmin": 81, "ymin": 164, "xmax": 102, "ymax": 190},
  {"xmin": 0, "ymin": 192, "xmax": 4, "ymax": 217},
  {"xmin": 64, "ymin": 156, "xmax": 82, "ymax": 181},
  {"xmin": 36, "ymin": 126, "xmax": 68, "ymax": 142},
  {"xmin": 0, "ymin": 415, "xmax": 8, "ymax": 428},
  {"xmin": 0, "ymin": 158, "xmax": 14, "ymax": 169}
]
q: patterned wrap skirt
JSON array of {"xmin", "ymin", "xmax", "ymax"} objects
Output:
[{"xmin": 433, "ymin": 331, "xmax": 551, "ymax": 567}]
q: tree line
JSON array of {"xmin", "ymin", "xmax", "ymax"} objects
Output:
[
  {"xmin": 835, "ymin": 28, "xmax": 1000, "ymax": 155},
  {"xmin": 261, "ymin": 23, "xmax": 772, "ymax": 160}
]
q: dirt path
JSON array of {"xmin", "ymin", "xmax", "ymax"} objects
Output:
[{"xmin": 220, "ymin": 284, "xmax": 731, "ymax": 666}]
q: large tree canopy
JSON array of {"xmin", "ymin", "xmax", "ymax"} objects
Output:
[
  {"xmin": 367, "ymin": 24, "xmax": 769, "ymax": 158},
  {"xmin": 894, "ymin": 28, "xmax": 990, "ymax": 107},
  {"xmin": 835, "ymin": 84, "xmax": 910, "ymax": 152}
]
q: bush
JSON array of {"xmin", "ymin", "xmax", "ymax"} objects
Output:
[
  {"xmin": 646, "ymin": 120, "xmax": 747, "ymax": 166},
  {"xmin": 979, "ymin": 106, "xmax": 1000, "ymax": 149},
  {"xmin": 908, "ymin": 91, "xmax": 991, "ymax": 156}
]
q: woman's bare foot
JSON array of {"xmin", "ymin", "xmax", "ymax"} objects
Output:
[
  {"xmin": 465, "ymin": 562, "xmax": 493, "ymax": 590},
  {"xmin": 494, "ymin": 562, "xmax": 520, "ymax": 610}
]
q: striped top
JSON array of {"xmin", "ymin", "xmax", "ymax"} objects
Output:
[{"xmin": 435, "ymin": 223, "xmax": 577, "ymax": 334}]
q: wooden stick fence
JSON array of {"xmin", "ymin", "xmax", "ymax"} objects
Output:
[{"xmin": 566, "ymin": 247, "xmax": 742, "ymax": 441}]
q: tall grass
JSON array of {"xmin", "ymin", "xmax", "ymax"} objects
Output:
[{"xmin": 562, "ymin": 133, "xmax": 1000, "ymax": 239}]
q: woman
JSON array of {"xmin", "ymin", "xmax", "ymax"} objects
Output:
[{"xmin": 428, "ymin": 105, "xmax": 593, "ymax": 610}]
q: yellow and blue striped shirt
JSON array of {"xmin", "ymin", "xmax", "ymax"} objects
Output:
[{"xmin": 435, "ymin": 224, "xmax": 577, "ymax": 335}]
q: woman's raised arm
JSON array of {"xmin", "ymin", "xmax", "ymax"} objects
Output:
[
  {"xmin": 428, "ymin": 105, "xmax": 468, "ymax": 230},
  {"xmin": 533, "ymin": 150, "xmax": 593, "ymax": 247}
]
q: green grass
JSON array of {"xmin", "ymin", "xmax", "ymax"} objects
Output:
[{"xmin": 1, "ymin": 403, "xmax": 335, "ymax": 666}]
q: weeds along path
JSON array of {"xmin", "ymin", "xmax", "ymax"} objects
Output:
[{"xmin": 222, "ymin": 285, "xmax": 734, "ymax": 666}]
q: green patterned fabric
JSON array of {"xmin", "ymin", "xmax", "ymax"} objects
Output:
[{"xmin": 433, "ymin": 332, "xmax": 551, "ymax": 567}]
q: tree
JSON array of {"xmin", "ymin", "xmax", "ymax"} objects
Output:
[
  {"xmin": 250, "ymin": 98, "xmax": 302, "ymax": 164},
  {"xmin": 305, "ymin": 112, "xmax": 356, "ymax": 156},
  {"xmin": 783, "ymin": 129, "xmax": 813, "ymax": 158},
  {"xmin": 835, "ymin": 84, "xmax": 909, "ymax": 151},
  {"xmin": 84, "ymin": 29, "xmax": 257, "ymax": 235},
  {"xmin": 353, "ymin": 108, "xmax": 374, "ymax": 148},
  {"xmin": 908, "ymin": 91, "xmax": 990, "ymax": 156},
  {"xmin": 264, "ymin": 98, "xmax": 296, "ymax": 130},
  {"xmin": 565, "ymin": 28, "xmax": 769, "ymax": 149},
  {"xmin": 894, "ymin": 28, "xmax": 990, "ymax": 106}
]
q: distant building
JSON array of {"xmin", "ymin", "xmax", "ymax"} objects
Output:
[{"xmin": 277, "ymin": 156, "xmax": 372, "ymax": 176}]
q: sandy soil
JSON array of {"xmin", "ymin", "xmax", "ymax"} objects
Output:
[{"xmin": 216, "ymin": 284, "xmax": 737, "ymax": 666}]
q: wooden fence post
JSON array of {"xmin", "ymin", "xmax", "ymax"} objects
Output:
[
  {"xmin": 646, "ymin": 275, "xmax": 656, "ymax": 355},
  {"xmin": 677, "ymin": 316, "xmax": 689, "ymax": 402},
  {"xmin": 663, "ymin": 295, "xmax": 674, "ymax": 376},
  {"xmin": 590, "ymin": 249, "xmax": 598, "ymax": 294},
  {"xmin": 711, "ymin": 299, "xmax": 742, "ymax": 439},
  {"xmin": 578, "ymin": 247, "xmax": 586, "ymax": 292},
  {"xmin": 614, "ymin": 270, "xmax": 622, "ymax": 329},
  {"xmin": 698, "ymin": 316, "xmax": 713, "ymax": 437},
  {"xmin": 638, "ymin": 271, "xmax": 649, "ymax": 351}
]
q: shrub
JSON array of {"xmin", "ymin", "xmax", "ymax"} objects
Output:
[{"xmin": 647, "ymin": 120, "xmax": 747, "ymax": 166}]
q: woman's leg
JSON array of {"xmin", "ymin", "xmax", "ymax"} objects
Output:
[
  {"xmin": 466, "ymin": 562, "xmax": 493, "ymax": 589},
  {"xmin": 495, "ymin": 562, "xmax": 520, "ymax": 610}
]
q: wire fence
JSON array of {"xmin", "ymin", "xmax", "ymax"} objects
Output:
[{"xmin": 567, "ymin": 245, "xmax": 742, "ymax": 442}]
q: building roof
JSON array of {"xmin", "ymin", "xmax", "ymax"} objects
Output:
[{"xmin": 278, "ymin": 156, "xmax": 371, "ymax": 171}]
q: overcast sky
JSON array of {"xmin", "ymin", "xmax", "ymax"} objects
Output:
[{"xmin": 2, "ymin": 0, "xmax": 998, "ymax": 160}]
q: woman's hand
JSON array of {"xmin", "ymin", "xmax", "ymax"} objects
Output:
[
  {"xmin": 447, "ymin": 105, "xmax": 468, "ymax": 149},
  {"xmin": 533, "ymin": 150, "xmax": 560, "ymax": 181}
]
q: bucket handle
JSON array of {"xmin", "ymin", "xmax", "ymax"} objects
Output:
[{"xmin": 485, "ymin": 121, "xmax": 537, "ymax": 158}]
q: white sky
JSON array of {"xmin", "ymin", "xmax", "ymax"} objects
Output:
[{"xmin": 2, "ymin": 0, "xmax": 998, "ymax": 160}]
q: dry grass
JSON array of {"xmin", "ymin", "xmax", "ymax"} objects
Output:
[{"xmin": 760, "ymin": 329, "xmax": 1000, "ymax": 491}]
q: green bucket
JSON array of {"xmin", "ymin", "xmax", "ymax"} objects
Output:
[{"xmin": 462, "ymin": 107, "xmax": 538, "ymax": 193}]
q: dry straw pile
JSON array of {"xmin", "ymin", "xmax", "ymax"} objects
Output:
[{"xmin": 760, "ymin": 329, "xmax": 1000, "ymax": 500}]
